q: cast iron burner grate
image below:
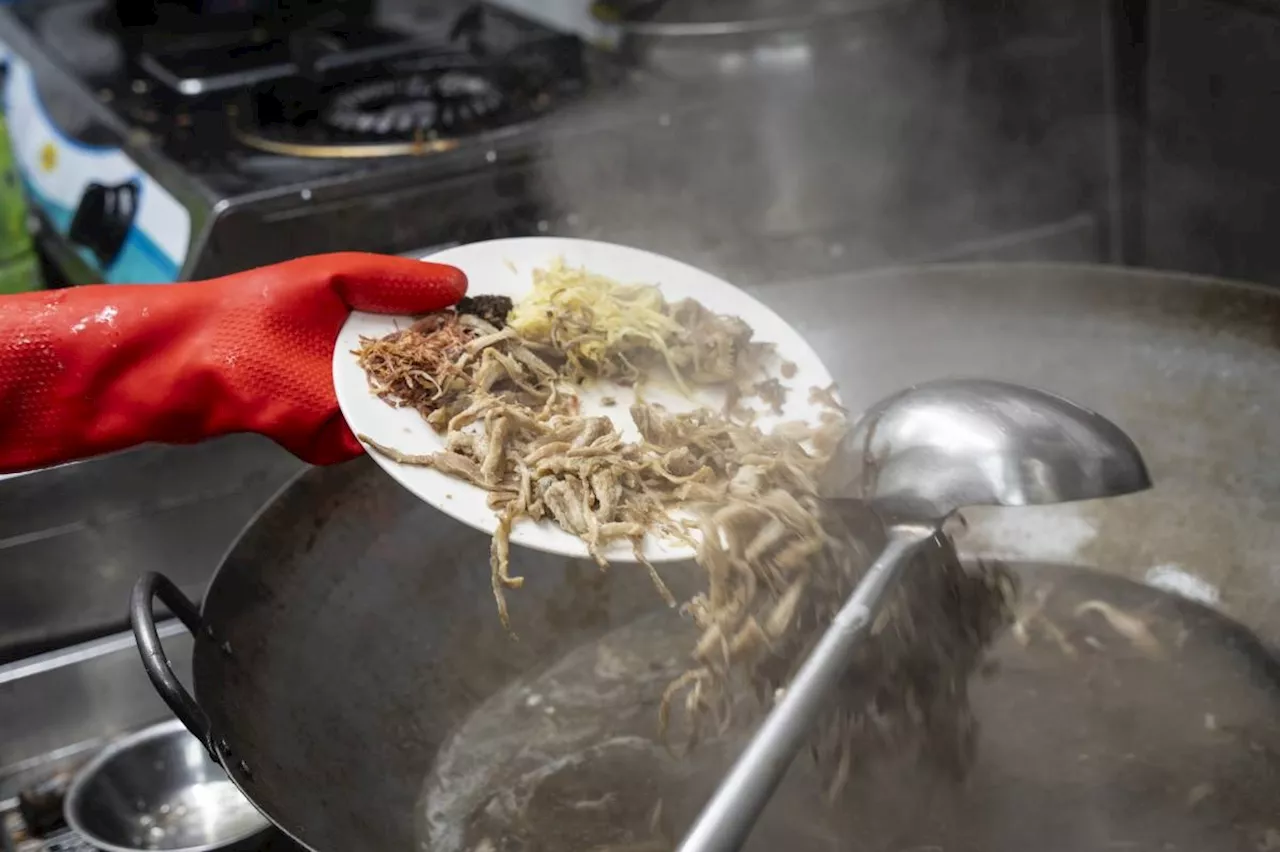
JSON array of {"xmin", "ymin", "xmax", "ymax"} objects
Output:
[
  {"xmin": 233, "ymin": 48, "xmax": 574, "ymax": 159},
  {"xmin": 322, "ymin": 68, "xmax": 506, "ymax": 137}
]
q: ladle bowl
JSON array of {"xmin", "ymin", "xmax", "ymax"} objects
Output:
[{"xmin": 822, "ymin": 378, "xmax": 1152, "ymax": 515}]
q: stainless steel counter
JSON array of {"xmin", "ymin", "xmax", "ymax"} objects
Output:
[
  {"xmin": 0, "ymin": 623, "xmax": 193, "ymax": 796},
  {"xmin": 0, "ymin": 434, "xmax": 299, "ymax": 805},
  {"xmin": 0, "ymin": 436, "xmax": 302, "ymax": 665}
]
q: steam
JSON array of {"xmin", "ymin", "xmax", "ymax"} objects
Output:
[{"xmin": 515, "ymin": 2, "xmax": 1104, "ymax": 287}]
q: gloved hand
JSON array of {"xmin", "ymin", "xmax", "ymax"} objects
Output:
[{"xmin": 0, "ymin": 253, "xmax": 467, "ymax": 473}]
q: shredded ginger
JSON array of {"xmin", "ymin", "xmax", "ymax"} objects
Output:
[{"xmin": 507, "ymin": 258, "xmax": 764, "ymax": 398}]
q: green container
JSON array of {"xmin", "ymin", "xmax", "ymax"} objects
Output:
[
  {"xmin": 0, "ymin": 251, "xmax": 40, "ymax": 294},
  {"xmin": 0, "ymin": 76, "xmax": 41, "ymax": 293}
]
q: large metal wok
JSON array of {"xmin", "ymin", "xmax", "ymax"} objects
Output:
[{"xmin": 132, "ymin": 264, "xmax": 1280, "ymax": 851}]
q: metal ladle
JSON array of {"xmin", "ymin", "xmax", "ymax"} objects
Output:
[{"xmin": 678, "ymin": 378, "xmax": 1153, "ymax": 852}]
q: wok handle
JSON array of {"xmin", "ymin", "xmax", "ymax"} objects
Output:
[{"xmin": 130, "ymin": 572, "xmax": 217, "ymax": 758}]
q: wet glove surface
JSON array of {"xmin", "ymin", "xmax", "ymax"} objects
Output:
[{"xmin": 0, "ymin": 252, "xmax": 467, "ymax": 472}]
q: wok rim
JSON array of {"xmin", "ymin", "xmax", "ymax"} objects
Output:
[
  {"xmin": 782, "ymin": 258, "xmax": 1280, "ymax": 297},
  {"xmin": 150, "ymin": 463, "xmax": 319, "ymax": 852},
  {"xmin": 199, "ymin": 466, "xmax": 319, "ymax": 852}
]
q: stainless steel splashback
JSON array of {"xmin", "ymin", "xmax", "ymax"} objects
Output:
[
  {"xmin": 0, "ymin": 623, "xmax": 195, "ymax": 792},
  {"xmin": 0, "ymin": 437, "xmax": 302, "ymax": 664}
]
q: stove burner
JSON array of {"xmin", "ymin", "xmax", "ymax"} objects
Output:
[
  {"xmin": 234, "ymin": 59, "xmax": 565, "ymax": 159},
  {"xmin": 322, "ymin": 70, "xmax": 506, "ymax": 137}
]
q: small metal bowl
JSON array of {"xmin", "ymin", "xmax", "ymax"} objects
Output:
[{"xmin": 64, "ymin": 719, "xmax": 272, "ymax": 852}]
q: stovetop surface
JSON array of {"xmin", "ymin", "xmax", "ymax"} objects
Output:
[{"xmin": 3, "ymin": 0, "xmax": 635, "ymax": 201}]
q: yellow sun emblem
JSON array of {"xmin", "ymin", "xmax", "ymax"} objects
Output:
[{"xmin": 38, "ymin": 142, "xmax": 57, "ymax": 172}]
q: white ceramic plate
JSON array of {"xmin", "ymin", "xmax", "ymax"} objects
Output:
[{"xmin": 333, "ymin": 237, "xmax": 836, "ymax": 563}]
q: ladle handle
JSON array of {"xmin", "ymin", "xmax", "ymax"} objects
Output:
[{"xmin": 676, "ymin": 529, "xmax": 932, "ymax": 852}]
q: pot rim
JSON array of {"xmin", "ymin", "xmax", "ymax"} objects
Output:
[{"xmin": 591, "ymin": 0, "xmax": 897, "ymax": 38}]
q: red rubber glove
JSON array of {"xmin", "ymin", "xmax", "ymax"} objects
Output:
[{"xmin": 0, "ymin": 253, "xmax": 466, "ymax": 473}]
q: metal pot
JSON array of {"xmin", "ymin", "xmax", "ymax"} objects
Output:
[
  {"xmin": 131, "ymin": 264, "xmax": 1280, "ymax": 851},
  {"xmin": 593, "ymin": 0, "xmax": 900, "ymax": 71},
  {"xmin": 579, "ymin": 0, "xmax": 946, "ymax": 240},
  {"xmin": 63, "ymin": 719, "xmax": 271, "ymax": 852}
]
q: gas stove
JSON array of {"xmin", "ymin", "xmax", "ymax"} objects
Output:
[
  {"xmin": 0, "ymin": 0, "xmax": 1107, "ymax": 298},
  {"xmin": 0, "ymin": 0, "xmax": 650, "ymax": 285},
  {"xmin": 233, "ymin": 47, "xmax": 575, "ymax": 159}
]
